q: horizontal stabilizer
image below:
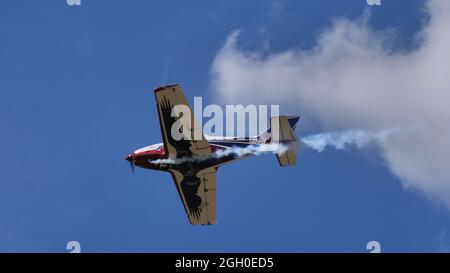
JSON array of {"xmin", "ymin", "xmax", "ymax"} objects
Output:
[{"xmin": 271, "ymin": 116, "xmax": 297, "ymax": 166}]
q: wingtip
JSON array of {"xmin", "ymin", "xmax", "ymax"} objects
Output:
[{"xmin": 154, "ymin": 84, "xmax": 180, "ymax": 92}]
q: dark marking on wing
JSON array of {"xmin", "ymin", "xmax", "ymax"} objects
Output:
[
  {"xmin": 160, "ymin": 96, "xmax": 192, "ymax": 158},
  {"xmin": 180, "ymin": 174, "xmax": 203, "ymax": 220}
]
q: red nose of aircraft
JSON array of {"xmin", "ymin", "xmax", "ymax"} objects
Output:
[{"xmin": 125, "ymin": 154, "xmax": 133, "ymax": 162}]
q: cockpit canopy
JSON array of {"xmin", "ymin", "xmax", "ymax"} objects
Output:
[{"xmin": 134, "ymin": 143, "xmax": 164, "ymax": 154}]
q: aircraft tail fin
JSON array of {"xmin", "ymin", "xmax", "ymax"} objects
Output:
[
  {"xmin": 257, "ymin": 115, "xmax": 300, "ymax": 141},
  {"xmin": 270, "ymin": 116, "xmax": 298, "ymax": 166}
]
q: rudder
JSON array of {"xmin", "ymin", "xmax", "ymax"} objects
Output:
[{"xmin": 271, "ymin": 116, "xmax": 297, "ymax": 166}]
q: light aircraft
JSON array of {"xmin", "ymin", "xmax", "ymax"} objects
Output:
[{"xmin": 125, "ymin": 85, "xmax": 299, "ymax": 225}]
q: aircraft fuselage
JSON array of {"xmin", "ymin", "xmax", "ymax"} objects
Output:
[{"xmin": 125, "ymin": 137, "xmax": 268, "ymax": 171}]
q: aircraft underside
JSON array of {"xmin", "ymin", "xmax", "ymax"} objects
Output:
[{"xmin": 126, "ymin": 84, "xmax": 299, "ymax": 225}]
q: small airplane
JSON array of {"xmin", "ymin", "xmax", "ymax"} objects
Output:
[{"xmin": 125, "ymin": 85, "xmax": 299, "ymax": 225}]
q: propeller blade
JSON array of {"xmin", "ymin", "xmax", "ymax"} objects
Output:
[{"xmin": 129, "ymin": 160, "xmax": 135, "ymax": 175}]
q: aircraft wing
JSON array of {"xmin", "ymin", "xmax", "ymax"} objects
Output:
[
  {"xmin": 154, "ymin": 85, "xmax": 211, "ymax": 158},
  {"xmin": 169, "ymin": 167, "xmax": 217, "ymax": 225},
  {"xmin": 154, "ymin": 85, "xmax": 216, "ymax": 224}
]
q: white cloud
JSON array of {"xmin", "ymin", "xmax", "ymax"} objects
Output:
[{"xmin": 210, "ymin": 0, "xmax": 450, "ymax": 208}]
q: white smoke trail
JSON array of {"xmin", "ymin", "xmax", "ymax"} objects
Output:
[
  {"xmin": 215, "ymin": 143, "xmax": 288, "ymax": 158},
  {"xmin": 150, "ymin": 143, "xmax": 288, "ymax": 165},
  {"xmin": 301, "ymin": 128, "xmax": 402, "ymax": 152},
  {"xmin": 151, "ymin": 129, "xmax": 407, "ymax": 164}
]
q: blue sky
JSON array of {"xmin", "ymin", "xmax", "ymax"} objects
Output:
[{"xmin": 1, "ymin": 0, "xmax": 449, "ymax": 252}]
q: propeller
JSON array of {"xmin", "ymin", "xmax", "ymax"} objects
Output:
[{"xmin": 125, "ymin": 153, "xmax": 135, "ymax": 175}]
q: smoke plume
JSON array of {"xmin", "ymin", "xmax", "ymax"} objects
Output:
[{"xmin": 301, "ymin": 128, "xmax": 403, "ymax": 152}]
